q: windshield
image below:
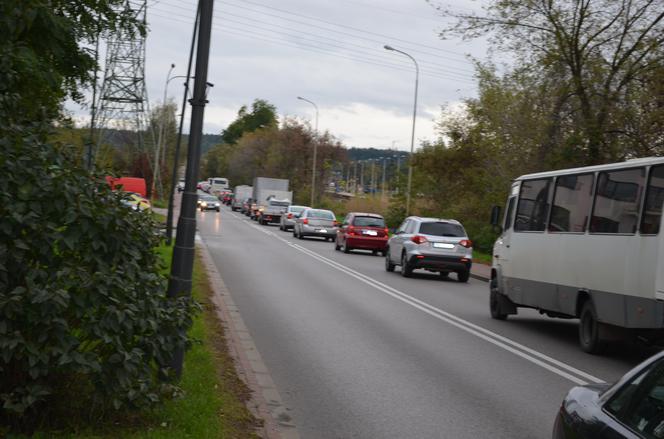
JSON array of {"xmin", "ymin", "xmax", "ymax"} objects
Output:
[
  {"xmin": 418, "ymin": 222, "xmax": 466, "ymax": 237},
  {"xmin": 353, "ymin": 216, "xmax": 385, "ymax": 227},
  {"xmin": 201, "ymin": 195, "xmax": 217, "ymax": 202},
  {"xmin": 213, "ymin": 179, "xmax": 227, "ymax": 185},
  {"xmin": 308, "ymin": 210, "xmax": 335, "ymax": 220}
]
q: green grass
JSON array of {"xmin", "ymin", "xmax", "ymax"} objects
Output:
[
  {"xmin": 152, "ymin": 199, "xmax": 168, "ymax": 209},
  {"xmin": 32, "ymin": 245, "xmax": 259, "ymax": 439},
  {"xmin": 473, "ymin": 249, "xmax": 493, "ymax": 265}
]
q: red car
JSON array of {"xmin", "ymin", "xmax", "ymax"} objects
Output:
[{"xmin": 335, "ymin": 212, "xmax": 389, "ymax": 255}]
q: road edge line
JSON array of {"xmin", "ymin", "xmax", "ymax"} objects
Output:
[{"xmin": 198, "ymin": 239, "xmax": 300, "ymax": 439}]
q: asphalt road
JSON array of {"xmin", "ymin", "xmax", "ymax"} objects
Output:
[{"xmin": 196, "ymin": 204, "xmax": 660, "ymax": 439}]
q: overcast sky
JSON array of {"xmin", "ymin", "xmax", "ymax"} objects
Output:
[{"xmin": 69, "ymin": 0, "xmax": 490, "ymax": 151}]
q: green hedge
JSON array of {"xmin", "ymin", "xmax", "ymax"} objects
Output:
[{"xmin": 0, "ymin": 126, "xmax": 197, "ymax": 433}]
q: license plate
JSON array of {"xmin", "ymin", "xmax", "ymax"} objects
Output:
[
  {"xmin": 363, "ymin": 230, "xmax": 378, "ymax": 236},
  {"xmin": 318, "ymin": 229, "xmax": 327, "ymax": 233},
  {"xmin": 433, "ymin": 243, "xmax": 455, "ymax": 249}
]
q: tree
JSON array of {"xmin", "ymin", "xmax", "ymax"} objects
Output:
[
  {"xmin": 220, "ymin": 99, "xmax": 278, "ymax": 145},
  {"xmin": 0, "ymin": 1, "xmax": 142, "ymax": 126},
  {"xmin": 437, "ymin": 0, "xmax": 664, "ymax": 165}
]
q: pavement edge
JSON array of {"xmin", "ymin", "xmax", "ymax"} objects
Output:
[{"xmin": 198, "ymin": 240, "xmax": 299, "ymax": 439}]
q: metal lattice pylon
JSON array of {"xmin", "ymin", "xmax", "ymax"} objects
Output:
[{"xmin": 94, "ymin": 0, "xmax": 155, "ymax": 176}]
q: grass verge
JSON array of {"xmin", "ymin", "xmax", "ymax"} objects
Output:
[
  {"xmin": 33, "ymin": 244, "xmax": 260, "ymax": 439},
  {"xmin": 473, "ymin": 249, "xmax": 492, "ymax": 265}
]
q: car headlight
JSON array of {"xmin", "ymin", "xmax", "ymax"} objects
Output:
[{"xmin": 202, "ymin": 202, "xmax": 208, "ymax": 207}]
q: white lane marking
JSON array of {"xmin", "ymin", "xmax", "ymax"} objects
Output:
[{"xmin": 230, "ymin": 211, "xmax": 604, "ymax": 385}]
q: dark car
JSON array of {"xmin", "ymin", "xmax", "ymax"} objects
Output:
[
  {"xmin": 553, "ymin": 350, "xmax": 664, "ymax": 439},
  {"xmin": 335, "ymin": 212, "xmax": 389, "ymax": 255}
]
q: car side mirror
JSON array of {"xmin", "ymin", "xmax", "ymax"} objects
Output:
[{"xmin": 490, "ymin": 205, "xmax": 501, "ymax": 226}]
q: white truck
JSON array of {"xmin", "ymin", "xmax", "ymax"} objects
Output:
[
  {"xmin": 252, "ymin": 177, "xmax": 292, "ymax": 225},
  {"xmin": 231, "ymin": 185, "xmax": 253, "ymax": 211}
]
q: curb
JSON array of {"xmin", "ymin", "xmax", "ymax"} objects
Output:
[
  {"xmin": 470, "ymin": 272, "xmax": 490, "ymax": 282},
  {"xmin": 198, "ymin": 240, "xmax": 299, "ymax": 439}
]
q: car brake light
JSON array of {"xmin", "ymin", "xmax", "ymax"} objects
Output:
[
  {"xmin": 459, "ymin": 239, "xmax": 473, "ymax": 248},
  {"xmin": 348, "ymin": 226, "xmax": 355, "ymax": 235},
  {"xmin": 303, "ymin": 218, "xmax": 308, "ymax": 225},
  {"xmin": 288, "ymin": 213, "xmax": 293, "ymax": 219},
  {"xmin": 383, "ymin": 227, "xmax": 389, "ymax": 235},
  {"xmin": 411, "ymin": 235, "xmax": 428, "ymax": 244}
]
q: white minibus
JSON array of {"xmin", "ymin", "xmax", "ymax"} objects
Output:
[
  {"xmin": 490, "ymin": 157, "xmax": 664, "ymax": 353},
  {"xmin": 208, "ymin": 177, "xmax": 229, "ymax": 194}
]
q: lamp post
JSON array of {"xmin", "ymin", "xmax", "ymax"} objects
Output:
[
  {"xmin": 152, "ymin": 63, "xmax": 176, "ymax": 200},
  {"xmin": 297, "ymin": 96, "xmax": 319, "ymax": 206},
  {"xmin": 384, "ymin": 45, "xmax": 419, "ymax": 217}
]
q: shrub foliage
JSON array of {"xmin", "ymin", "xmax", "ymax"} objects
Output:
[{"xmin": 0, "ymin": 126, "xmax": 197, "ymax": 430}]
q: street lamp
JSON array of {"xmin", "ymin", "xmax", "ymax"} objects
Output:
[
  {"xmin": 153, "ymin": 63, "xmax": 176, "ymax": 199},
  {"xmin": 297, "ymin": 96, "xmax": 319, "ymax": 207},
  {"xmin": 384, "ymin": 44, "xmax": 419, "ymax": 217}
]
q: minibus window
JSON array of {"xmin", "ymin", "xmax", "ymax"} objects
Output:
[
  {"xmin": 590, "ymin": 168, "xmax": 644, "ymax": 234},
  {"xmin": 514, "ymin": 178, "xmax": 552, "ymax": 232},
  {"xmin": 549, "ymin": 174, "xmax": 594, "ymax": 233},
  {"xmin": 641, "ymin": 165, "xmax": 664, "ymax": 235}
]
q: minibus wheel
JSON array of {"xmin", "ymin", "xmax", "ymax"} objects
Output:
[
  {"xmin": 490, "ymin": 278, "xmax": 508, "ymax": 320},
  {"xmin": 579, "ymin": 301, "xmax": 605, "ymax": 354}
]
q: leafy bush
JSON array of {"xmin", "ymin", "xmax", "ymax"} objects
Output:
[{"xmin": 0, "ymin": 126, "xmax": 197, "ymax": 432}]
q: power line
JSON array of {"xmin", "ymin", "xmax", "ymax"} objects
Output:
[
  {"xmin": 152, "ymin": 1, "xmax": 474, "ymax": 78},
  {"xmin": 219, "ymin": 0, "xmax": 472, "ymax": 59},
  {"xmin": 148, "ymin": 10, "xmax": 475, "ymax": 84}
]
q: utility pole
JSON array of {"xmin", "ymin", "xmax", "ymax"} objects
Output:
[
  {"xmin": 353, "ymin": 161, "xmax": 357, "ymax": 194},
  {"xmin": 360, "ymin": 161, "xmax": 364, "ymax": 193},
  {"xmin": 382, "ymin": 157, "xmax": 387, "ymax": 197},
  {"xmin": 371, "ymin": 159, "xmax": 376, "ymax": 194},
  {"xmin": 166, "ymin": 10, "xmax": 200, "ymax": 246},
  {"xmin": 167, "ymin": 0, "xmax": 214, "ymax": 378}
]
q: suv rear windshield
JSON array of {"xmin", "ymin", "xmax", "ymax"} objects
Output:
[
  {"xmin": 309, "ymin": 210, "xmax": 335, "ymax": 220},
  {"xmin": 418, "ymin": 222, "xmax": 465, "ymax": 237},
  {"xmin": 353, "ymin": 216, "xmax": 385, "ymax": 227}
]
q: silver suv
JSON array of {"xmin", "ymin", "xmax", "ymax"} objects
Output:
[{"xmin": 385, "ymin": 217, "xmax": 473, "ymax": 282}]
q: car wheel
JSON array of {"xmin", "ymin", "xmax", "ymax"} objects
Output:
[
  {"xmin": 400, "ymin": 253, "xmax": 412, "ymax": 277},
  {"xmin": 216, "ymin": 208, "xmax": 220, "ymax": 212},
  {"xmin": 335, "ymin": 239, "xmax": 341, "ymax": 251},
  {"xmin": 298, "ymin": 232, "xmax": 304, "ymax": 240},
  {"xmin": 439, "ymin": 271, "xmax": 449, "ymax": 279},
  {"xmin": 343, "ymin": 242, "xmax": 351, "ymax": 254},
  {"xmin": 293, "ymin": 228, "xmax": 298, "ymax": 238},
  {"xmin": 372, "ymin": 250, "xmax": 378, "ymax": 256},
  {"xmin": 489, "ymin": 278, "xmax": 508, "ymax": 320},
  {"xmin": 579, "ymin": 301, "xmax": 605, "ymax": 354},
  {"xmin": 385, "ymin": 252, "xmax": 395, "ymax": 272},
  {"xmin": 457, "ymin": 270, "xmax": 470, "ymax": 283}
]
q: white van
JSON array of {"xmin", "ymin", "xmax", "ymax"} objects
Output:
[
  {"xmin": 490, "ymin": 157, "xmax": 664, "ymax": 353},
  {"xmin": 208, "ymin": 177, "xmax": 229, "ymax": 194}
]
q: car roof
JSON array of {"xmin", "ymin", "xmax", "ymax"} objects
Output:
[
  {"xmin": 407, "ymin": 216, "xmax": 462, "ymax": 225},
  {"xmin": 349, "ymin": 212, "xmax": 384, "ymax": 218}
]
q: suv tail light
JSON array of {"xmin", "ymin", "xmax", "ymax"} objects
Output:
[
  {"xmin": 383, "ymin": 227, "xmax": 389, "ymax": 235},
  {"xmin": 411, "ymin": 235, "xmax": 428, "ymax": 245},
  {"xmin": 459, "ymin": 239, "xmax": 473, "ymax": 248},
  {"xmin": 303, "ymin": 218, "xmax": 309, "ymax": 225}
]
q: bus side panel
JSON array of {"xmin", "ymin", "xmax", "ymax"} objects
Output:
[{"xmin": 507, "ymin": 232, "xmax": 660, "ymax": 328}]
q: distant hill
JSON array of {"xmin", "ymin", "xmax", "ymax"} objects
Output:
[{"xmin": 346, "ymin": 147, "xmax": 409, "ymax": 161}]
